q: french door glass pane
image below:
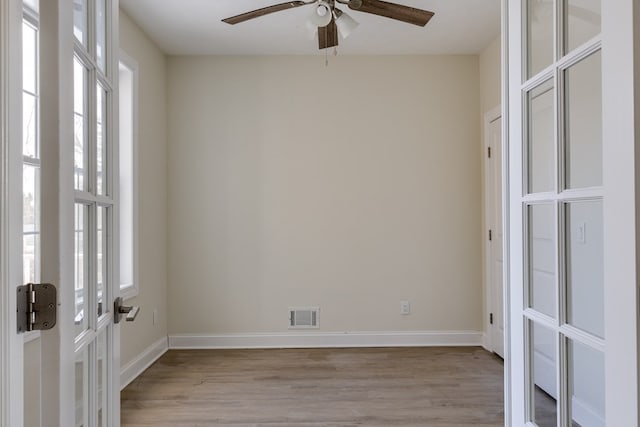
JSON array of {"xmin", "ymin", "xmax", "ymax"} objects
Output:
[
  {"xmin": 23, "ymin": 234, "xmax": 39, "ymax": 283},
  {"xmin": 22, "ymin": 21, "xmax": 37, "ymax": 94},
  {"xmin": 22, "ymin": 92, "xmax": 37, "ymax": 158},
  {"xmin": 97, "ymin": 84, "xmax": 107, "ymax": 196},
  {"xmin": 97, "ymin": 331, "xmax": 109, "ymax": 427},
  {"xmin": 23, "ymin": 0, "xmax": 38, "ymax": 13},
  {"xmin": 564, "ymin": 51, "xmax": 602, "ymax": 189},
  {"xmin": 568, "ymin": 340, "xmax": 605, "ymax": 425},
  {"xmin": 96, "ymin": 0, "xmax": 107, "ymax": 72},
  {"xmin": 74, "ymin": 58, "xmax": 88, "ymax": 191},
  {"xmin": 23, "ymin": 164, "xmax": 40, "ymax": 283},
  {"xmin": 564, "ymin": 0, "xmax": 600, "ymax": 54},
  {"xmin": 23, "ymin": 164, "xmax": 38, "ymax": 233},
  {"xmin": 530, "ymin": 321, "xmax": 558, "ymax": 426},
  {"xmin": 527, "ymin": 0, "xmax": 554, "ymax": 78},
  {"xmin": 75, "ymin": 348, "xmax": 89, "ymax": 427},
  {"xmin": 73, "ymin": 0, "xmax": 88, "ymax": 46},
  {"xmin": 528, "ymin": 203, "xmax": 557, "ymax": 318},
  {"xmin": 565, "ymin": 200, "xmax": 604, "ymax": 338},
  {"xmin": 528, "ymin": 80, "xmax": 555, "ymax": 193},
  {"xmin": 75, "ymin": 203, "xmax": 88, "ymax": 335},
  {"xmin": 97, "ymin": 206, "xmax": 107, "ymax": 317}
]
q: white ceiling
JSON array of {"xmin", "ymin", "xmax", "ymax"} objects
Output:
[{"xmin": 119, "ymin": 0, "xmax": 501, "ymax": 55}]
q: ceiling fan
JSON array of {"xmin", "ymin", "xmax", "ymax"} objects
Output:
[{"xmin": 222, "ymin": 0, "xmax": 435, "ymax": 50}]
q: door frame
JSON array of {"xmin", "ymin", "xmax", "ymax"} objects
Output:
[
  {"xmin": 0, "ymin": 0, "xmax": 25, "ymax": 425},
  {"xmin": 483, "ymin": 104, "xmax": 503, "ymax": 356}
]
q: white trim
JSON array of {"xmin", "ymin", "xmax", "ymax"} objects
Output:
[
  {"xmin": 168, "ymin": 331, "xmax": 483, "ymax": 350},
  {"xmin": 601, "ymin": 1, "xmax": 640, "ymax": 425},
  {"xmin": 500, "ymin": 0, "xmax": 512, "ymax": 424},
  {"xmin": 483, "ymin": 104, "xmax": 502, "ymax": 357},
  {"xmin": 481, "ymin": 332, "xmax": 490, "ymax": 351},
  {"xmin": 0, "ymin": 0, "xmax": 24, "ymax": 425},
  {"xmin": 119, "ymin": 336, "xmax": 168, "ymax": 390}
]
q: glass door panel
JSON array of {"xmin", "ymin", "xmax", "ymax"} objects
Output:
[
  {"xmin": 527, "ymin": 0, "xmax": 554, "ymax": 78},
  {"xmin": 527, "ymin": 80, "xmax": 556, "ymax": 194},
  {"xmin": 564, "ymin": 51, "xmax": 602, "ymax": 189},
  {"xmin": 96, "ymin": 84, "xmax": 107, "ymax": 196},
  {"xmin": 74, "ymin": 203, "xmax": 89, "ymax": 336},
  {"xmin": 73, "ymin": 0, "xmax": 88, "ymax": 46},
  {"xmin": 75, "ymin": 348, "xmax": 90, "ymax": 427},
  {"xmin": 529, "ymin": 321, "xmax": 558, "ymax": 427},
  {"xmin": 565, "ymin": 200, "xmax": 604, "ymax": 338},
  {"xmin": 97, "ymin": 206, "xmax": 107, "ymax": 317},
  {"xmin": 97, "ymin": 331, "xmax": 109, "ymax": 427},
  {"xmin": 96, "ymin": 0, "xmax": 106, "ymax": 72},
  {"xmin": 564, "ymin": 0, "xmax": 600, "ymax": 53},
  {"xmin": 74, "ymin": 57, "xmax": 88, "ymax": 192},
  {"xmin": 568, "ymin": 339, "xmax": 605, "ymax": 425},
  {"xmin": 528, "ymin": 203, "xmax": 557, "ymax": 318}
]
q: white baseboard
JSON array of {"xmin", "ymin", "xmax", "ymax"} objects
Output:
[
  {"xmin": 481, "ymin": 332, "xmax": 490, "ymax": 351},
  {"xmin": 120, "ymin": 336, "xmax": 168, "ymax": 390},
  {"xmin": 168, "ymin": 330, "xmax": 483, "ymax": 349}
]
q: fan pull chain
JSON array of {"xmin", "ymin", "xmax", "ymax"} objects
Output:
[{"xmin": 325, "ymin": 48, "xmax": 328, "ymax": 67}]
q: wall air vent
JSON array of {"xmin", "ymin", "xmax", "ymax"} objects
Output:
[{"xmin": 288, "ymin": 307, "xmax": 319, "ymax": 329}]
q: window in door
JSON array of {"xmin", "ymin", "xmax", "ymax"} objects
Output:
[
  {"xmin": 72, "ymin": 0, "xmax": 115, "ymax": 424},
  {"xmin": 522, "ymin": 0, "xmax": 604, "ymax": 426}
]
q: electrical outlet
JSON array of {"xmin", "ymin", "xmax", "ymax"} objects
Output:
[
  {"xmin": 153, "ymin": 309, "xmax": 158, "ymax": 325},
  {"xmin": 400, "ymin": 300, "xmax": 410, "ymax": 315}
]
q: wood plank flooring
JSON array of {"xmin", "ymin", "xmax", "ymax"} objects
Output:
[{"xmin": 121, "ymin": 347, "xmax": 504, "ymax": 426}]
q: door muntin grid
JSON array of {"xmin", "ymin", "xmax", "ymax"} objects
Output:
[{"xmin": 522, "ymin": 0, "xmax": 603, "ymax": 425}]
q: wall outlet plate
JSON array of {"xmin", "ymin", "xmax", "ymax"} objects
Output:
[{"xmin": 400, "ymin": 300, "xmax": 410, "ymax": 315}]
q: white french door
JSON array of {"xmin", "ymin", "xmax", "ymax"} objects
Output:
[
  {"xmin": 506, "ymin": 0, "xmax": 640, "ymax": 426},
  {"xmin": 1, "ymin": 0, "xmax": 121, "ymax": 425}
]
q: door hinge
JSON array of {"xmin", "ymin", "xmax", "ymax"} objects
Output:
[
  {"xmin": 489, "ymin": 229, "xmax": 492, "ymax": 241},
  {"xmin": 490, "ymin": 313, "xmax": 494, "ymax": 325},
  {"xmin": 487, "ymin": 146, "xmax": 491, "ymax": 158},
  {"xmin": 17, "ymin": 283, "xmax": 57, "ymax": 333}
]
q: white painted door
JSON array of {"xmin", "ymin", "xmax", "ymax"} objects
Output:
[
  {"xmin": 485, "ymin": 110, "xmax": 504, "ymax": 358},
  {"xmin": 505, "ymin": 0, "xmax": 640, "ymax": 426},
  {"xmin": 2, "ymin": 0, "xmax": 121, "ymax": 425}
]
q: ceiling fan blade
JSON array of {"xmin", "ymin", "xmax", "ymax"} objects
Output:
[
  {"xmin": 222, "ymin": 1, "xmax": 309, "ymax": 25},
  {"xmin": 349, "ymin": 0, "xmax": 434, "ymax": 27},
  {"xmin": 318, "ymin": 19, "xmax": 339, "ymax": 49}
]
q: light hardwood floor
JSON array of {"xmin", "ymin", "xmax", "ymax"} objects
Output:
[{"xmin": 121, "ymin": 347, "xmax": 504, "ymax": 426}]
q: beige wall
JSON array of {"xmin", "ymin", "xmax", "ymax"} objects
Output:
[
  {"xmin": 167, "ymin": 55, "xmax": 483, "ymax": 335},
  {"xmin": 119, "ymin": 10, "xmax": 168, "ymax": 365},
  {"xmin": 480, "ymin": 35, "xmax": 501, "ymax": 114},
  {"xmin": 479, "ymin": 35, "xmax": 501, "ymax": 339}
]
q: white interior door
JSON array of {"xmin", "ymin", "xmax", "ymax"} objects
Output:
[
  {"xmin": 505, "ymin": 0, "xmax": 640, "ymax": 426},
  {"xmin": 485, "ymin": 109, "xmax": 504, "ymax": 358},
  {"xmin": 2, "ymin": 0, "xmax": 121, "ymax": 425}
]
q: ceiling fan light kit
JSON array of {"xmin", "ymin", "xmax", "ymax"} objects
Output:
[
  {"xmin": 222, "ymin": 0, "xmax": 434, "ymax": 50},
  {"xmin": 334, "ymin": 9, "xmax": 359, "ymax": 39},
  {"xmin": 309, "ymin": 1, "xmax": 333, "ymax": 27}
]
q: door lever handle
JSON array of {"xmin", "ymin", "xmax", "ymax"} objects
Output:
[{"xmin": 114, "ymin": 297, "xmax": 140, "ymax": 324}]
